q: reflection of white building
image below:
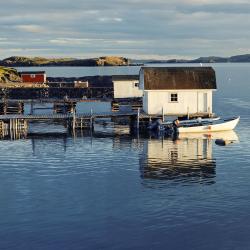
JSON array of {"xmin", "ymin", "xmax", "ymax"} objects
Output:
[
  {"xmin": 139, "ymin": 67, "xmax": 217, "ymax": 116},
  {"xmin": 140, "ymin": 137, "xmax": 215, "ymax": 182},
  {"xmin": 112, "ymin": 75, "xmax": 143, "ymax": 99}
]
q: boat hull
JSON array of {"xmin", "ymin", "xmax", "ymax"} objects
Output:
[{"xmin": 178, "ymin": 117, "xmax": 240, "ymax": 133}]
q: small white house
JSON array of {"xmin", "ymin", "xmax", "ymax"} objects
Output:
[
  {"xmin": 139, "ymin": 67, "xmax": 217, "ymax": 116},
  {"xmin": 112, "ymin": 75, "xmax": 143, "ymax": 99}
]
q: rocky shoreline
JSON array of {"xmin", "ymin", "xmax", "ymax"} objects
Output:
[{"xmin": 0, "ymin": 56, "xmax": 130, "ymax": 67}]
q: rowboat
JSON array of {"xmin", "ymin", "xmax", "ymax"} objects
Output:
[
  {"xmin": 149, "ymin": 116, "xmax": 220, "ymax": 131},
  {"xmin": 162, "ymin": 116, "xmax": 220, "ymax": 126},
  {"xmin": 177, "ymin": 116, "xmax": 240, "ymax": 133}
]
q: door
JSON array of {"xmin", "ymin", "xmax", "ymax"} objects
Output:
[
  {"xmin": 197, "ymin": 92, "xmax": 208, "ymax": 112},
  {"xmin": 203, "ymin": 93, "xmax": 208, "ymax": 112}
]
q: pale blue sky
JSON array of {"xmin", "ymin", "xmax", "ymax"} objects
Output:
[{"xmin": 0, "ymin": 0, "xmax": 249, "ymax": 59}]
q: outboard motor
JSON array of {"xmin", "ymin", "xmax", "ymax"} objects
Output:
[{"xmin": 148, "ymin": 119, "xmax": 163, "ymax": 131}]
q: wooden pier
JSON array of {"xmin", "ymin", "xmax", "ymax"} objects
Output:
[{"xmin": 0, "ymin": 110, "xmax": 154, "ymax": 137}]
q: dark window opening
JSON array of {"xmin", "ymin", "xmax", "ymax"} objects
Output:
[{"xmin": 170, "ymin": 93, "xmax": 178, "ymax": 102}]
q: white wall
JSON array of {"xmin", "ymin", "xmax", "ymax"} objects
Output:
[
  {"xmin": 114, "ymin": 80, "xmax": 143, "ymax": 99},
  {"xmin": 143, "ymin": 90, "xmax": 213, "ymax": 115}
]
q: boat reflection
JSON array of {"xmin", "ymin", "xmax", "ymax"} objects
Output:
[{"xmin": 178, "ymin": 130, "xmax": 239, "ymax": 141}]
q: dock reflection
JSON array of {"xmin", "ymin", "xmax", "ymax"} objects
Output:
[{"xmin": 0, "ymin": 121, "xmax": 239, "ymax": 186}]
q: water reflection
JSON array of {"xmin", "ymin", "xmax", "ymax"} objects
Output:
[
  {"xmin": 0, "ymin": 121, "xmax": 239, "ymax": 186},
  {"xmin": 140, "ymin": 137, "xmax": 216, "ymax": 185},
  {"xmin": 140, "ymin": 131, "xmax": 238, "ymax": 185}
]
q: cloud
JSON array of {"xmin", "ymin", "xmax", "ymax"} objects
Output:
[
  {"xmin": 0, "ymin": 0, "xmax": 249, "ymax": 59},
  {"xmin": 15, "ymin": 25, "xmax": 45, "ymax": 33},
  {"xmin": 49, "ymin": 38, "xmax": 106, "ymax": 45},
  {"xmin": 98, "ymin": 17, "xmax": 123, "ymax": 23}
]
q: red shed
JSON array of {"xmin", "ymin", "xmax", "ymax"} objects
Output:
[{"xmin": 19, "ymin": 71, "xmax": 46, "ymax": 83}]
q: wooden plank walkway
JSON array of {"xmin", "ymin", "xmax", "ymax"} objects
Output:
[
  {"xmin": 0, "ymin": 98, "xmax": 109, "ymax": 103},
  {"xmin": 0, "ymin": 111, "xmax": 143, "ymax": 121}
]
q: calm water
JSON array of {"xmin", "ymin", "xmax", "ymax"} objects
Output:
[{"xmin": 1, "ymin": 63, "xmax": 250, "ymax": 250}]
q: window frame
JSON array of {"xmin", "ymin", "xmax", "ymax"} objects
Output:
[
  {"xmin": 169, "ymin": 93, "xmax": 178, "ymax": 103},
  {"xmin": 134, "ymin": 82, "xmax": 139, "ymax": 88}
]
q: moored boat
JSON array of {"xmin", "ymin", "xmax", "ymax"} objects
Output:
[
  {"xmin": 177, "ymin": 117, "xmax": 240, "ymax": 133},
  {"xmin": 162, "ymin": 116, "xmax": 220, "ymax": 126}
]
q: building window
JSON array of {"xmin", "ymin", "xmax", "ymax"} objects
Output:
[
  {"xmin": 170, "ymin": 93, "xmax": 178, "ymax": 102},
  {"xmin": 134, "ymin": 82, "xmax": 139, "ymax": 88},
  {"xmin": 31, "ymin": 74, "xmax": 36, "ymax": 78}
]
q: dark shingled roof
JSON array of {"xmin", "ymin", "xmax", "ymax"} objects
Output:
[
  {"xmin": 141, "ymin": 67, "xmax": 216, "ymax": 90},
  {"xmin": 19, "ymin": 71, "xmax": 46, "ymax": 75},
  {"xmin": 112, "ymin": 75, "xmax": 139, "ymax": 81}
]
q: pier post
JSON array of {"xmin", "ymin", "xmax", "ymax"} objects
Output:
[
  {"xmin": 30, "ymin": 100, "xmax": 34, "ymax": 115},
  {"xmin": 3, "ymin": 101, "xmax": 7, "ymax": 115},
  {"xmin": 9, "ymin": 119, "xmax": 12, "ymax": 132},
  {"xmin": 162, "ymin": 106, "xmax": 165, "ymax": 122},
  {"xmin": 72, "ymin": 110, "xmax": 76, "ymax": 130},
  {"xmin": 137, "ymin": 108, "xmax": 140, "ymax": 130},
  {"xmin": 18, "ymin": 102, "xmax": 23, "ymax": 114},
  {"xmin": 90, "ymin": 108, "xmax": 94, "ymax": 130},
  {"xmin": 187, "ymin": 106, "xmax": 190, "ymax": 119}
]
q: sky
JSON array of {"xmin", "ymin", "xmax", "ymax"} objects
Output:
[{"xmin": 0, "ymin": 0, "xmax": 250, "ymax": 59}]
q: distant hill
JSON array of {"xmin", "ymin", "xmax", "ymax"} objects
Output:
[
  {"xmin": 189, "ymin": 56, "xmax": 228, "ymax": 63},
  {"xmin": 0, "ymin": 56, "xmax": 129, "ymax": 67},
  {"xmin": 229, "ymin": 54, "xmax": 250, "ymax": 62},
  {"xmin": 1, "ymin": 54, "xmax": 250, "ymax": 67},
  {"xmin": 131, "ymin": 54, "xmax": 250, "ymax": 64}
]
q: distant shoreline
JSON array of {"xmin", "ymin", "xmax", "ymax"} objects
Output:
[{"xmin": 0, "ymin": 54, "xmax": 250, "ymax": 67}]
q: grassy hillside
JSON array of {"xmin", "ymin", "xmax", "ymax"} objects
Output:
[
  {"xmin": 0, "ymin": 56, "xmax": 129, "ymax": 67},
  {"xmin": 96, "ymin": 56, "xmax": 129, "ymax": 66}
]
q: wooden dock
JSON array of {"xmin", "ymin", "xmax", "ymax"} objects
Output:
[
  {"xmin": 0, "ymin": 110, "xmax": 154, "ymax": 136},
  {"xmin": 0, "ymin": 111, "xmax": 140, "ymax": 121},
  {"xmin": 0, "ymin": 104, "xmax": 214, "ymax": 140}
]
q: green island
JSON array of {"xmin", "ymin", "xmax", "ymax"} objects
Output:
[{"xmin": 0, "ymin": 56, "xmax": 130, "ymax": 67}]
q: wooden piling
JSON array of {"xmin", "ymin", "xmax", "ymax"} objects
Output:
[
  {"xmin": 90, "ymin": 108, "xmax": 93, "ymax": 129},
  {"xmin": 30, "ymin": 100, "xmax": 34, "ymax": 115},
  {"xmin": 137, "ymin": 108, "xmax": 140, "ymax": 130},
  {"xmin": 72, "ymin": 110, "xmax": 76, "ymax": 130}
]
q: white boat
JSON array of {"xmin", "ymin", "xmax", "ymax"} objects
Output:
[
  {"xmin": 177, "ymin": 117, "xmax": 240, "ymax": 133},
  {"xmin": 162, "ymin": 116, "xmax": 220, "ymax": 126}
]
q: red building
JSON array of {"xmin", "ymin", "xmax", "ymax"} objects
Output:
[{"xmin": 19, "ymin": 71, "xmax": 46, "ymax": 83}]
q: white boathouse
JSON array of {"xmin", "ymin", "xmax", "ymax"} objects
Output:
[
  {"xmin": 112, "ymin": 75, "xmax": 143, "ymax": 99},
  {"xmin": 139, "ymin": 67, "xmax": 217, "ymax": 116}
]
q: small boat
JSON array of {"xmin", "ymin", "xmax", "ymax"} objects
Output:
[
  {"xmin": 149, "ymin": 116, "xmax": 220, "ymax": 131},
  {"xmin": 177, "ymin": 117, "xmax": 240, "ymax": 133},
  {"xmin": 162, "ymin": 116, "xmax": 220, "ymax": 126}
]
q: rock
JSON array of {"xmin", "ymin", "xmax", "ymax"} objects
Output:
[{"xmin": 0, "ymin": 67, "xmax": 21, "ymax": 83}]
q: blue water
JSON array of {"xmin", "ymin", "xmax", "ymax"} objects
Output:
[{"xmin": 1, "ymin": 63, "xmax": 250, "ymax": 250}]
